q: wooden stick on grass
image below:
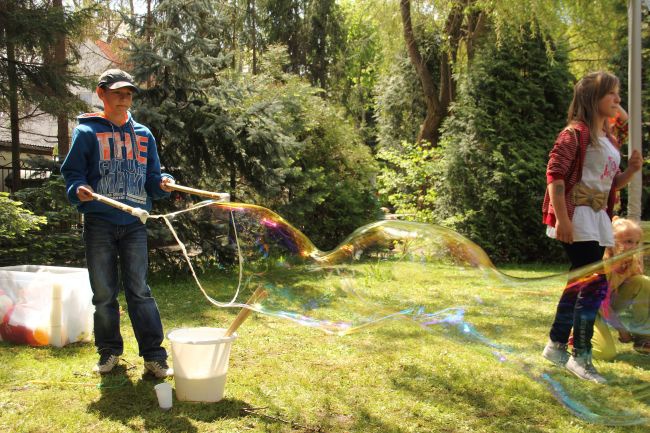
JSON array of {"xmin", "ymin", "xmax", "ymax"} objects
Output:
[{"xmin": 224, "ymin": 287, "xmax": 268, "ymax": 336}]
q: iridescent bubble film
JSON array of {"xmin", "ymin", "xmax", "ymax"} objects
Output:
[{"xmin": 149, "ymin": 201, "xmax": 650, "ymax": 426}]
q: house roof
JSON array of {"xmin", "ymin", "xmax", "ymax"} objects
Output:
[
  {"xmin": 0, "ymin": 140, "xmax": 54, "ymax": 157},
  {"xmin": 95, "ymin": 39, "xmax": 125, "ymax": 65},
  {"xmin": 0, "ymin": 112, "xmax": 58, "ymax": 153}
]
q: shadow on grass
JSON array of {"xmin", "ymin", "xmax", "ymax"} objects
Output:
[
  {"xmin": 343, "ymin": 407, "xmax": 409, "ymax": 433},
  {"xmin": 0, "ymin": 339, "xmax": 92, "ymax": 355},
  {"xmin": 87, "ymin": 369, "xmax": 307, "ymax": 432},
  {"xmin": 612, "ymin": 351, "xmax": 650, "ymax": 370}
]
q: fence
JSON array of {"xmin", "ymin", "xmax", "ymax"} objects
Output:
[{"xmin": 0, "ymin": 160, "xmax": 52, "ymax": 194}]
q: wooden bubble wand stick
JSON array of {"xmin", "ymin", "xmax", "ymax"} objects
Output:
[
  {"xmin": 166, "ymin": 183, "xmax": 230, "ymax": 202},
  {"xmin": 225, "ymin": 287, "xmax": 268, "ymax": 337},
  {"xmin": 91, "ymin": 192, "xmax": 149, "ymax": 224}
]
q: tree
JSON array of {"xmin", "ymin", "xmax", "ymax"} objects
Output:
[
  {"xmin": 128, "ymin": 0, "xmax": 237, "ymax": 189},
  {"xmin": 53, "ymin": 0, "xmax": 70, "ymax": 157},
  {"xmin": 399, "ymin": 0, "xmax": 485, "ymax": 146},
  {"xmin": 332, "ymin": 0, "xmax": 381, "ymax": 146},
  {"xmin": 396, "ymin": 0, "xmax": 627, "ymax": 147},
  {"xmin": 0, "ymin": 1, "xmax": 90, "ymax": 191},
  {"xmin": 374, "ymin": 45, "xmax": 433, "ymax": 150},
  {"xmin": 258, "ymin": 0, "xmax": 344, "ymax": 90},
  {"xmin": 260, "ymin": 0, "xmax": 306, "ymax": 75},
  {"xmin": 305, "ymin": 0, "xmax": 345, "ymax": 90},
  {"xmin": 0, "ymin": 192, "xmax": 46, "ymax": 240},
  {"xmin": 1, "ymin": 0, "xmax": 22, "ymax": 191},
  {"xmin": 72, "ymin": 0, "xmax": 136, "ymax": 42},
  {"xmin": 379, "ymin": 23, "xmax": 575, "ymax": 262},
  {"xmin": 252, "ymin": 48, "xmax": 380, "ymax": 248},
  {"xmin": 129, "ymin": 0, "xmax": 305, "ymax": 204},
  {"xmin": 244, "ymin": 0, "xmax": 260, "ymax": 74},
  {"xmin": 1, "ymin": 176, "xmax": 85, "ymax": 266},
  {"xmin": 432, "ymin": 26, "xmax": 573, "ymax": 262}
]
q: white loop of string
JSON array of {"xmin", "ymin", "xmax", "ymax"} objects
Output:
[{"xmin": 148, "ymin": 200, "xmax": 246, "ymax": 307}]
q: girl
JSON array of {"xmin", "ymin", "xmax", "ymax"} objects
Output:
[
  {"xmin": 541, "ymin": 71, "xmax": 643, "ymax": 383},
  {"xmin": 593, "ymin": 217, "xmax": 650, "ymax": 360}
]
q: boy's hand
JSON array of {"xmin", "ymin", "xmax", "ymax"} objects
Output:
[
  {"xmin": 76, "ymin": 185, "xmax": 94, "ymax": 202},
  {"xmin": 160, "ymin": 177, "xmax": 175, "ymax": 192}
]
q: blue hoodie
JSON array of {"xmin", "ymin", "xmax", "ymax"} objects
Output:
[{"xmin": 61, "ymin": 111, "xmax": 173, "ymax": 225}]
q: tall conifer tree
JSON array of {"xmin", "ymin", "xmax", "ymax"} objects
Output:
[{"xmin": 433, "ymin": 26, "xmax": 573, "ymax": 261}]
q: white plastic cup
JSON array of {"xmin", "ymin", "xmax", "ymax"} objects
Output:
[
  {"xmin": 154, "ymin": 382, "xmax": 173, "ymax": 410},
  {"xmin": 167, "ymin": 327, "xmax": 237, "ymax": 402}
]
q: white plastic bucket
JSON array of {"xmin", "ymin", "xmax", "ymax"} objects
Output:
[{"xmin": 167, "ymin": 327, "xmax": 237, "ymax": 402}]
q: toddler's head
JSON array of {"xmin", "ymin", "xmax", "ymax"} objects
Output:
[{"xmin": 611, "ymin": 217, "xmax": 643, "ymax": 255}]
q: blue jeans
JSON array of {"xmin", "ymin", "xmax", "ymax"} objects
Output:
[
  {"xmin": 549, "ymin": 241, "xmax": 608, "ymax": 355},
  {"xmin": 83, "ymin": 215, "xmax": 167, "ymax": 361}
]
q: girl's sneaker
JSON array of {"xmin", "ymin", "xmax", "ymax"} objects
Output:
[
  {"xmin": 542, "ymin": 340, "xmax": 570, "ymax": 366},
  {"xmin": 565, "ymin": 352, "xmax": 607, "ymax": 384},
  {"xmin": 633, "ymin": 340, "xmax": 650, "ymax": 355}
]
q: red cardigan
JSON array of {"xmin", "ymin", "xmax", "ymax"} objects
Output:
[{"xmin": 542, "ymin": 121, "xmax": 620, "ymax": 228}]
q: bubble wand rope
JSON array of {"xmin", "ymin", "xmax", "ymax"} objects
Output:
[
  {"xmin": 154, "ymin": 183, "xmax": 245, "ymax": 306},
  {"xmin": 156, "ymin": 183, "xmax": 245, "ymax": 304},
  {"xmin": 157, "ymin": 210, "xmax": 247, "ymax": 307}
]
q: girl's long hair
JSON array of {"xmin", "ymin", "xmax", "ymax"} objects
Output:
[{"xmin": 567, "ymin": 71, "xmax": 619, "ymax": 146}]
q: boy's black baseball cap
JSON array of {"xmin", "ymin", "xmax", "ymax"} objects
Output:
[{"xmin": 97, "ymin": 69, "xmax": 139, "ymax": 92}]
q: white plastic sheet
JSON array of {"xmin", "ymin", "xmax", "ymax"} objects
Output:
[{"xmin": 0, "ymin": 265, "xmax": 93, "ymax": 347}]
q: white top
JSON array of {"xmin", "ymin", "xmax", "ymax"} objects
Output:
[{"xmin": 547, "ymin": 136, "xmax": 620, "ymax": 246}]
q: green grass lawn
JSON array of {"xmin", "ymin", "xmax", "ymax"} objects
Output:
[{"xmin": 1, "ymin": 262, "xmax": 649, "ymax": 433}]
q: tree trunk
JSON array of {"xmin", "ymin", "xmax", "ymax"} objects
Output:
[
  {"xmin": 399, "ymin": 0, "xmax": 441, "ymax": 146},
  {"xmin": 53, "ymin": 0, "xmax": 70, "ymax": 158},
  {"xmin": 229, "ymin": 164, "xmax": 237, "ymax": 202},
  {"xmin": 145, "ymin": 0, "xmax": 153, "ymax": 88},
  {"xmin": 248, "ymin": 0, "xmax": 258, "ymax": 74},
  {"xmin": 441, "ymin": 3, "xmax": 464, "ymax": 111},
  {"xmin": 231, "ymin": 0, "xmax": 238, "ymax": 71},
  {"xmin": 6, "ymin": 28, "xmax": 21, "ymax": 192},
  {"xmin": 399, "ymin": 1, "xmax": 484, "ymax": 147},
  {"xmin": 465, "ymin": 9, "xmax": 486, "ymax": 64}
]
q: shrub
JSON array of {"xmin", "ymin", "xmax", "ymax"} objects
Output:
[{"xmin": 3, "ymin": 176, "xmax": 85, "ymax": 267}]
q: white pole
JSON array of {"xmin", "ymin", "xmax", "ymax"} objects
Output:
[
  {"xmin": 627, "ymin": 0, "xmax": 643, "ymax": 221},
  {"xmin": 50, "ymin": 283, "xmax": 63, "ymax": 347}
]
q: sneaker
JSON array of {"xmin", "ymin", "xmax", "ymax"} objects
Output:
[
  {"xmin": 542, "ymin": 340, "xmax": 570, "ymax": 366},
  {"xmin": 144, "ymin": 359, "xmax": 174, "ymax": 378},
  {"xmin": 565, "ymin": 352, "xmax": 607, "ymax": 384},
  {"xmin": 92, "ymin": 353, "xmax": 119, "ymax": 374},
  {"xmin": 633, "ymin": 340, "xmax": 650, "ymax": 355}
]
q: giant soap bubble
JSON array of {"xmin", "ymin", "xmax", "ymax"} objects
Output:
[{"xmin": 148, "ymin": 200, "xmax": 650, "ymax": 426}]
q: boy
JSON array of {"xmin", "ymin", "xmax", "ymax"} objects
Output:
[{"xmin": 61, "ymin": 69, "xmax": 174, "ymax": 378}]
